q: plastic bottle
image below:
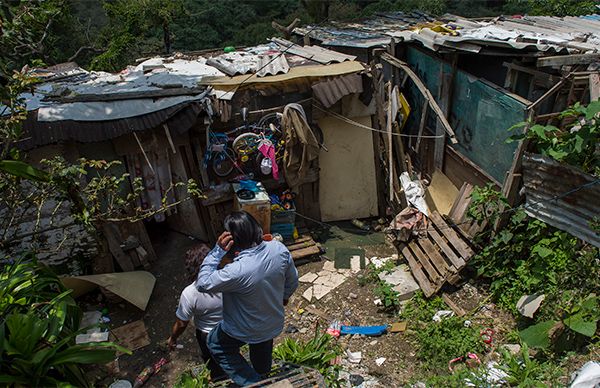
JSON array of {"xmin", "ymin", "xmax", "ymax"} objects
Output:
[
  {"xmin": 132, "ymin": 358, "xmax": 168, "ymax": 388},
  {"xmin": 351, "ymin": 219, "xmax": 371, "ymax": 231}
]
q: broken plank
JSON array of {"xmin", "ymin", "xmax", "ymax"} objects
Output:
[
  {"xmin": 427, "ymin": 227, "xmax": 465, "ymax": 270},
  {"xmin": 408, "ymin": 241, "xmax": 443, "ymax": 286},
  {"xmin": 291, "ymin": 245, "xmax": 321, "ymax": 260},
  {"xmin": 442, "ymin": 293, "xmax": 466, "ymax": 317},
  {"xmin": 110, "ymin": 320, "xmax": 151, "ymax": 356},
  {"xmin": 537, "ymin": 53, "xmax": 600, "ymax": 67},
  {"xmin": 448, "ymin": 182, "xmax": 474, "ymax": 224},
  {"xmin": 380, "ymin": 52, "xmax": 458, "ymax": 144},
  {"xmin": 590, "ymin": 73, "xmax": 600, "ymax": 102},
  {"xmin": 102, "ymin": 224, "xmax": 134, "ymax": 272},
  {"xmin": 286, "ymin": 240, "xmax": 316, "ymax": 251},
  {"xmin": 401, "ymin": 245, "xmax": 435, "ymax": 297},
  {"xmin": 416, "ymin": 237, "xmax": 450, "ymax": 275},
  {"xmin": 304, "ymin": 306, "xmax": 330, "ymax": 321},
  {"xmin": 429, "ymin": 211, "xmax": 473, "ymax": 260}
]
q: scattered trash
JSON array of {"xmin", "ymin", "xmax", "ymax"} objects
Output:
[
  {"xmin": 341, "ymin": 325, "xmax": 388, "ymax": 336},
  {"xmin": 133, "ymin": 358, "xmax": 168, "ymax": 388},
  {"xmin": 297, "ymin": 308, "xmax": 305, "ymax": 315},
  {"xmin": 349, "ymin": 292, "xmax": 358, "ymax": 299},
  {"xmin": 516, "ymin": 294, "xmax": 545, "ymax": 318},
  {"xmin": 102, "ymin": 316, "xmax": 111, "ymax": 324},
  {"xmin": 176, "ymin": 344, "xmax": 184, "ymax": 349},
  {"xmin": 349, "ymin": 374, "xmax": 364, "ymax": 386},
  {"xmin": 387, "ymin": 207, "xmax": 426, "ymax": 242},
  {"xmin": 480, "ymin": 328, "xmax": 495, "ymax": 345},
  {"xmin": 81, "ymin": 311, "xmax": 102, "ymax": 331},
  {"xmin": 448, "ymin": 353, "xmax": 481, "ymax": 372},
  {"xmin": 370, "ymin": 255, "xmax": 396, "ymax": 269},
  {"xmin": 570, "ymin": 361, "xmax": 600, "ymax": 388},
  {"xmin": 432, "ymin": 310, "xmax": 455, "ymax": 322},
  {"xmin": 346, "ymin": 350, "xmax": 362, "ymax": 364},
  {"xmin": 464, "ymin": 320, "xmax": 472, "ymax": 328},
  {"xmin": 378, "ymin": 264, "xmax": 420, "ymax": 300},
  {"xmin": 111, "ymin": 320, "xmax": 151, "ymax": 355},
  {"xmin": 285, "ymin": 324, "xmax": 299, "ymax": 334},
  {"xmin": 109, "ymin": 380, "xmax": 132, "ymax": 388},
  {"xmin": 373, "ymin": 298, "xmax": 382, "ymax": 306},
  {"xmin": 369, "ymin": 340, "xmax": 378, "ymax": 346},
  {"xmin": 399, "ymin": 172, "xmax": 430, "ymax": 216},
  {"xmin": 76, "ymin": 331, "xmax": 110, "ymax": 344},
  {"xmin": 326, "ymin": 320, "xmax": 342, "ymax": 337},
  {"xmin": 389, "ymin": 321, "xmax": 407, "ymax": 333},
  {"xmin": 299, "ymin": 327, "xmax": 308, "ymax": 334},
  {"xmin": 465, "ymin": 361, "xmax": 508, "ymax": 386},
  {"xmin": 501, "ymin": 344, "xmax": 521, "ymax": 355},
  {"xmin": 375, "ymin": 357, "xmax": 386, "ymax": 366},
  {"xmin": 351, "ymin": 218, "xmax": 371, "ymax": 231}
]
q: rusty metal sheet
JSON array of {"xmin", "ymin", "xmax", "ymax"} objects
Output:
[
  {"xmin": 522, "ymin": 153, "xmax": 600, "ymax": 248},
  {"xmin": 311, "ymin": 73, "xmax": 363, "ymax": 108}
]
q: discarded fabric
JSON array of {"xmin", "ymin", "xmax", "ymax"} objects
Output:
[
  {"xmin": 432, "ymin": 310, "xmax": 455, "ymax": 322},
  {"xmin": 399, "ymin": 172, "xmax": 430, "ymax": 216},
  {"xmin": 570, "ymin": 361, "xmax": 600, "ymax": 388}
]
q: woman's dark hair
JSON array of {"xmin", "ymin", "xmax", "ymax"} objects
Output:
[{"xmin": 224, "ymin": 211, "xmax": 263, "ymax": 252}]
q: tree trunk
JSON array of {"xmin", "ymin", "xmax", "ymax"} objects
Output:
[{"xmin": 163, "ymin": 23, "xmax": 171, "ymax": 54}]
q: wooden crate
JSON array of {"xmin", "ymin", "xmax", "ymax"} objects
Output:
[{"xmin": 400, "ymin": 211, "xmax": 474, "ymax": 297}]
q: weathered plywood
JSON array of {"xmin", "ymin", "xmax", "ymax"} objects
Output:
[
  {"xmin": 425, "ymin": 169, "xmax": 459, "ymax": 216},
  {"xmin": 318, "ymin": 115, "xmax": 378, "ymax": 222}
]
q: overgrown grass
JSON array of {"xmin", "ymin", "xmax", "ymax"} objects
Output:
[
  {"xmin": 272, "ymin": 330, "xmax": 342, "ymax": 387},
  {"xmin": 173, "ymin": 363, "xmax": 210, "ymax": 388}
]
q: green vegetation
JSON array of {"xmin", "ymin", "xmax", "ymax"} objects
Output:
[
  {"xmin": 358, "ymin": 260, "xmax": 402, "ymax": 313},
  {"xmin": 401, "ymin": 292, "xmax": 486, "ymax": 373},
  {"xmin": 0, "ymin": 256, "xmax": 129, "ymax": 386},
  {"xmin": 174, "ymin": 363, "xmax": 211, "ymax": 388},
  {"xmin": 508, "ymin": 100, "xmax": 600, "ymax": 177},
  {"xmin": 273, "ymin": 330, "xmax": 342, "ymax": 387}
]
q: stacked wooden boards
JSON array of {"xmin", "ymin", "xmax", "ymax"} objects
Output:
[
  {"xmin": 285, "ymin": 236, "xmax": 322, "ymax": 261},
  {"xmin": 400, "ymin": 211, "xmax": 474, "ymax": 297}
]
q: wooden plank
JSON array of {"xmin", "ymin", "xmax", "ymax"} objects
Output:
[
  {"xmin": 427, "ymin": 226, "xmax": 465, "ymax": 270},
  {"xmin": 416, "ymin": 237, "xmax": 450, "ymax": 275},
  {"xmin": 290, "ymin": 236, "xmax": 312, "ymax": 244},
  {"xmin": 408, "ymin": 241, "xmax": 442, "ymax": 285},
  {"xmin": 135, "ymin": 246, "xmax": 151, "ymax": 270},
  {"xmin": 380, "ymin": 52, "xmax": 458, "ymax": 144},
  {"xmin": 528, "ymin": 76, "xmax": 570, "ymax": 111},
  {"xmin": 110, "ymin": 320, "xmax": 151, "ymax": 355},
  {"xmin": 442, "ymin": 293, "xmax": 466, "ymax": 317},
  {"xmin": 386, "ymin": 82, "xmax": 394, "ymax": 202},
  {"xmin": 128, "ymin": 250, "xmax": 141, "ymax": 268},
  {"xmin": 590, "ymin": 73, "xmax": 600, "ymax": 102},
  {"xmin": 401, "ymin": 245, "xmax": 435, "ymax": 297},
  {"xmin": 102, "ymin": 224, "xmax": 134, "ymax": 272},
  {"xmin": 448, "ymin": 182, "xmax": 474, "ymax": 223},
  {"xmin": 291, "ymin": 245, "xmax": 321, "ymax": 260},
  {"xmin": 537, "ymin": 53, "xmax": 600, "ymax": 67},
  {"xmin": 286, "ymin": 240, "xmax": 316, "ymax": 251},
  {"xmin": 429, "ymin": 211, "xmax": 473, "ymax": 259},
  {"xmin": 415, "ymin": 100, "xmax": 428, "ymax": 152}
]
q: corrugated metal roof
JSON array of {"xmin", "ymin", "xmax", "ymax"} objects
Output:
[
  {"xmin": 20, "ymin": 101, "xmax": 204, "ymax": 150},
  {"xmin": 271, "ymin": 38, "xmax": 357, "ymax": 64},
  {"xmin": 311, "ymin": 73, "xmax": 363, "ymax": 108},
  {"xmin": 295, "ymin": 13, "xmax": 600, "ymax": 54},
  {"xmin": 522, "ymin": 153, "xmax": 600, "ymax": 248}
]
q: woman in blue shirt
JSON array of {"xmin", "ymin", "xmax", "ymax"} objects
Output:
[{"xmin": 196, "ymin": 211, "xmax": 299, "ymax": 386}]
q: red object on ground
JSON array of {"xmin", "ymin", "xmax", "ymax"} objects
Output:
[{"xmin": 133, "ymin": 358, "xmax": 169, "ymax": 387}]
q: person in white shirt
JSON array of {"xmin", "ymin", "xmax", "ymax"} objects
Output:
[{"xmin": 167, "ymin": 244, "xmax": 228, "ymax": 379}]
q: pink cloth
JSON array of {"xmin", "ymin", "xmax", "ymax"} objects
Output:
[{"xmin": 259, "ymin": 142, "xmax": 279, "ymax": 180}]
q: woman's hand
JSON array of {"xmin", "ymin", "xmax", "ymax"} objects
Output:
[{"xmin": 217, "ymin": 232, "xmax": 234, "ymax": 252}]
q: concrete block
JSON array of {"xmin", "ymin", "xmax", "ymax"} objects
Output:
[
  {"xmin": 299, "ymin": 272, "xmax": 318, "ymax": 283},
  {"xmin": 379, "ymin": 265, "xmax": 420, "ymax": 301}
]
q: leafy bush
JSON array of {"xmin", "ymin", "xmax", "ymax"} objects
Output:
[
  {"xmin": 508, "ymin": 100, "xmax": 600, "ymax": 176},
  {"xmin": 357, "ymin": 260, "xmax": 397, "ymax": 286},
  {"xmin": 374, "ymin": 281, "xmax": 401, "ymax": 312},
  {"xmin": 401, "ymin": 293, "xmax": 486, "ymax": 372},
  {"xmin": 0, "ymin": 256, "xmax": 128, "ymax": 386},
  {"xmin": 174, "ymin": 363, "xmax": 210, "ymax": 388},
  {"xmin": 272, "ymin": 330, "xmax": 342, "ymax": 387}
]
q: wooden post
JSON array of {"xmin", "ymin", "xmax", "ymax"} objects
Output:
[
  {"xmin": 415, "ymin": 100, "xmax": 428, "ymax": 152},
  {"xmin": 386, "ymin": 82, "xmax": 394, "ymax": 202}
]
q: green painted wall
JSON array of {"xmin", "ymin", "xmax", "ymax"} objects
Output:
[{"xmin": 404, "ymin": 47, "xmax": 526, "ymax": 184}]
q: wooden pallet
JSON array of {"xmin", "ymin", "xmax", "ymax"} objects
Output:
[{"xmin": 400, "ymin": 210, "xmax": 474, "ymax": 297}]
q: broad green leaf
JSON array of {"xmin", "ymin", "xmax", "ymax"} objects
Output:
[
  {"xmin": 519, "ymin": 321, "xmax": 556, "ymax": 349},
  {"xmin": 585, "ymin": 100, "xmax": 600, "ymax": 119},
  {"xmin": 0, "ymin": 160, "xmax": 50, "ymax": 182},
  {"xmin": 574, "ymin": 134, "xmax": 584, "ymax": 153},
  {"xmin": 532, "ymin": 245, "xmax": 553, "ymax": 258},
  {"xmin": 564, "ymin": 313, "xmax": 597, "ymax": 337},
  {"xmin": 546, "ymin": 148, "xmax": 569, "ymax": 161}
]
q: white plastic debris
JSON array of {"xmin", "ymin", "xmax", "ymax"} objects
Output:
[
  {"xmin": 570, "ymin": 361, "xmax": 600, "ymax": 388},
  {"xmin": 375, "ymin": 357, "xmax": 386, "ymax": 366},
  {"xmin": 176, "ymin": 344, "xmax": 184, "ymax": 349},
  {"xmin": 399, "ymin": 172, "xmax": 429, "ymax": 216},
  {"xmin": 432, "ymin": 310, "xmax": 454, "ymax": 322},
  {"xmin": 464, "ymin": 320, "xmax": 472, "ymax": 328},
  {"xmin": 75, "ymin": 331, "xmax": 109, "ymax": 344},
  {"xmin": 516, "ymin": 294, "xmax": 545, "ymax": 318},
  {"xmin": 346, "ymin": 350, "xmax": 362, "ymax": 364},
  {"xmin": 373, "ymin": 298, "xmax": 382, "ymax": 306}
]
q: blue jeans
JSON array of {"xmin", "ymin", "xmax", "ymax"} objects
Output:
[{"xmin": 207, "ymin": 322, "xmax": 273, "ymax": 386}]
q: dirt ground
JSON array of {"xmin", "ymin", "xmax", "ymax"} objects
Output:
[{"xmin": 86, "ymin": 225, "xmax": 591, "ymax": 387}]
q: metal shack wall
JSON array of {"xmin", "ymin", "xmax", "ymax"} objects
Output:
[{"xmin": 404, "ymin": 46, "xmax": 526, "ymax": 184}]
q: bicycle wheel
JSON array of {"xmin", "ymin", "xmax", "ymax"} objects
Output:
[
  {"xmin": 232, "ymin": 132, "xmax": 261, "ymax": 157},
  {"xmin": 212, "ymin": 148, "xmax": 236, "ymax": 177},
  {"xmin": 257, "ymin": 112, "xmax": 282, "ymax": 129}
]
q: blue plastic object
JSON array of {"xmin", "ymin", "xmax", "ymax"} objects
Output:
[
  {"xmin": 239, "ymin": 179, "xmax": 259, "ymax": 192},
  {"xmin": 340, "ymin": 325, "xmax": 388, "ymax": 336}
]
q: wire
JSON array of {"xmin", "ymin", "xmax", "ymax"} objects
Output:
[
  {"xmin": 313, "ymin": 104, "xmax": 445, "ymax": 139},
  {"xmin": 295, "ymin": 178, "xmax": 600, "ymax": 235}
]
